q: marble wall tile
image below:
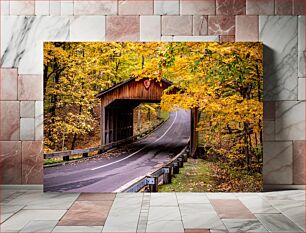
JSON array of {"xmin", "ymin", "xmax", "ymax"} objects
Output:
[
  {"xmin": 35, "ymin": 1, "xmax": 50, "ymax": 16},
  {"xmin": 1, "ymin": 0, "xmax": 10, "ymax": 15},
  {"xmin": 298, "ymin": 16, "xmax": 305, "ymax": 78},
  {"xmin": 275, "ymin": 0, "xmax": 293, "ymax": 15},
  {"xmin": 119, "ymin": 0, "xmax": 153, "ymax": 15},
  {"xmin": 70, "ymin": 16, "xmax": 106, "ymax": 41},
  {"xmin": 106, "ymin": 16, "xmax": 139, "ymax": 41},
  {"xmin": 208, "ymin": 16, "xmax": 235, "ymax": 36},
  {"xmin": 0, "ymin": 68, "xmax": 18, "ymax": 100},
  {"xmin": 154, "ymin": 0, "xmax": 179, "ymax": 15},
  {"xmin": 10, "ymin": 1, "xmax": 35, "ymax": 15},
  {"xmin": 298, "ymin": 78, "xmax": 305, "ymax": 100},
  {"xmin": 180, "ymin": 0, "xmax": 215, "ymax": 15},
  {"xmin": 20, "ymin": 101, "xmax": 35, "ymax": 118},
  {"xmin": 140, "ymin": 16, "xmax": 161, "ymax": 41},
  {"xmin": 61, "ymin": 1, "xmax": 74, "ymax": 16},
  {"xmin": 50, "ymin": 1, "xmax": 61, "ymax": 16},
  {"xmin": 172, "ymin": 36, "xmax": 219, "ymax": 42},
  {"xmin": 35, "ymin": 101, "xmax": 43, "ymax": 141},
  {"xmin": 264, "ymin": 101, "xmax": 275, "ymax": 120},
  {"xmin": 0, "ymin": 101, "xmax": 20, "ymax": 140},
  {"xmin": 235, "ymin": 15, "xmax": 258, "ymax": 41},
  {"xmin": 0, "ymin": 141, "xmax": 22, "ymax": 184},
  {"xmin": 246, "ymin": 0, "xmax": 274, "ymax": 15},
  {"xmin": 219, "ymin": 35, "xmax": 235, "ymax": 42},
  {"xmin": 162, "ymin": 16, "xmax": 192, "ymax": 36},
  {"xmin": 161, "ymin": 36, "xmax": 174, "ymax": 41},
  {"xmin": 263, "ymin": 121, "xmax": 275, "ymax": 141},
  {"xmin": 1, "ymin": 16, "xmax": 70, "ymax": 74},
  {"xmin": 216, "ymin": 0, "xmax": 246, "ymax": 15},
  {"xmin": 22, "ymin": 141, "xmax": 43, "ymax": 184},
  {"xmin": 260, "ymin": 16, "xmax": 298, "ymax": 100},
  {"xmin": 193, "ymin": 16, "xmax": 208, "ymax": 36},
  {"xmin": 18, "ymin": 75, "xmax": 43, "ymax": 100},
  {"xmin": 263, "ymin": 141, "xmax": 293, "ymax": 184},
  {"xmin": 20, "ymin": 118, "xmax": 35, "ymax": 140},
  {"xmin": 275, "ymin": 101, "xmax": 305, "ymax": 140},
  {"xmin": 74, "ymin": 1, "xmax": 117, "ymax": 15},
  {"xmin": 293, "ymin": 140, "xmax": 305, "ymax": 185},
  {"xmin": 293, "ymin": 0, "xmax": 305, "ymax": 15}
]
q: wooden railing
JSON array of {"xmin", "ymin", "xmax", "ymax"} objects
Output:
[
  {"xmin": 116, "ymin": 139, "xmax": 190, "ymax": 193},
  {"xmin": 44, "ymin": 119, "xmax": 166, "ymax": 161}
]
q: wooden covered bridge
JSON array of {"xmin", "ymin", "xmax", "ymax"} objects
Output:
[{"xmin": 96, "ymin": 78, "xmax": 199, "ymax": 156}]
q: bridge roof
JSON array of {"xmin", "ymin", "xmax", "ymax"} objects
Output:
[{"xmin": 96, "ymin": 77, "xmax": 173, "ymax": 98}]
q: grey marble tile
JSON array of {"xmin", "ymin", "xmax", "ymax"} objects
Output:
[
  {"xmin": 263, "ymin": 141, "xmax": 293, "ymax": 184},
  {"xmin": 35, "ymin": 1, "xmax": 50, "ymax": 15},
  {"xmin": 148, "ymin": 206, "xmax": 181, "ymax": 221},
  {"xmin": 35, "ymin": 100, "xmax": 43, "ymax": 140},
  {"xmin": 256, "ymin": 213, "xmax": 304, "ymax": 232},
  {"xmin": 70, "ymin": 16, "xmax": 106, "ymax": 42},
  {"xmin": 0, "ymin": 204, "xmax": 25, "ymax": 223},
  {"xmin": 154, "ymin": 0, "xmax": 179, "ymax": 15},
  {"xmin": 0, "ymin": 209, "xmax": 66, "ymax": 232},
  {"xmin": 6, "ymin": 191, "xmax": 79, "ymax": 210},
  {"xmin": 150, "ymin": 193, "xmax": 178, "ymax": 206},
  {"xmin": 298, "ymin": 78, "xmax": 305, "ymax": 100},
  {"xmin": 223, "ymin": 219, "xmax": 269, "ymax": 232},
  {"xmin": 275, "ymin": 101, "xmax": 305, "ymax": 140},
  {"xmin": 1, "ymin": 0, "xmax": 10, "ymax": 15},
  {"xmin": 61, "ymin": 1, "xmax": 74, "ymax": 16},
  {"xmin": 239, "ymin": 196, "xmax": 279, "ymax": 214},
  {"xmin": 50, "ymin": 1, "xmax": 61, "ymax": 16},
  {"xmin": 172, "ymin": 36, "xmax": 219, "ymax": 42},
  {"xmin": 263, "ymin": 120, "xmax": 275, "ymax": 141},
  {"xmin": 260, "ymin": 190, "xmax": 305, "ymax": 201},
  {"xmin": 259, "ymin": 16, "xmax": 298, "ymax": 101},
  {"xmin": 1, "ymin": 16, "xmax": 70, "ymax": 74},
  {"xmin": 20, "ymin": 220, "xmax": 58, "ymax": 232},
  {"xmin": 146, "ymin": 221, "xmax": 184, "ymax": 232},
  {"xmin": 176, "ymin": 193, "xmax": 210, "ymax": 204},
  {"xmin": 298, "ymin": 16, "xmax": 305, "ymax": 78},
  {"xmin": 52, "ymin": 226, "xmax": 104, "ymax": 232}
]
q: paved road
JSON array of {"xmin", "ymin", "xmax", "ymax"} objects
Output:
[{"xmin": 44, "ymin": 109, "xmax": 191, "ymax": 192}]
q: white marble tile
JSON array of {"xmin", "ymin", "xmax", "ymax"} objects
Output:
[
  {"xmin": 263, "ymin": 141, "xmax": 293, "ymax": 184},
  {"xmin": 150, "ymin": 193, "xmax": 178, "ymax": 206},
  {"xmin": 61, "ymin": 1, "xmax": 74, "ymax": 16},
  {"xmin": 140, "ymin": 16, "xmax": 161, "ymax": 42},
  {"xmin": 256, "ymin": 213, "xmax": 304, "ymax": 232},
  {"xmin": 0, "ymin": 209, "xmax": 66, "ymax": 232},
  {"xmin": 1, "ymin": 0, "xmax": 10, "ymax": 15},
  {"xmin": 0, "ymin": 204, "xmax": 25, "ymax": 223},
  {"xmin": 263, "ymin": 120, "xmax": 275, "ymax": 141},
  {"xmin": 10, "ymin": 1, "xmax": 35, "ymax": 15},
  {"xmin": 259, "ymin": 16, "xmax": 298, "ymax": 101},
  {"xmin": 35, "ymin": 101, "xmax": 43, "ymax": 140},
  {"xmin": 148, "ymin": 206, "xmax": 181, "ymax": 221},
  {"xmin": 70, "ymin": 16, "xmax": 105, "ymax": 42},
  {"xmin": 260, "ymin": 190, "xmax": 305, "ymax": 201},
  {"xmin": 74, "ymin": 1, "xmax": 117, "ymax": 15},
  {"xmin": 223, "ymin": 219, "xmax": 268, "ymax": 232},
  {"xmin": 20, "ymin": 220, "xmax": 58, "ymax": 232},
  {"xmin": 49, "ymin": 1, "xmax": 61, "ymax": 16},
  {"xmin": 146, "ymin": 221, "xmax": 184, "ymax": 233},
  {"xmin": 35, "ymin": 1, "xmax": 50, "ymax": 15},
  {"xmin": 1, "ymin": 16, "xmax": 70, "ymax": 75},
  {"xmin": 298, "ymin": 78, "xmax": 305, "ymax": 100},
  {"xmin": 52, "ymin": 226, "xmax": 104, "ymax": 232},
  {"xmin": 176, "ymin": 193, "xmax": 210, "ymax": 204},
  {"xmin": 20, "ymin": 118, "xmax": 35, "ymax": 140},
  {"xmin": 275, "ymin": 101, "xmax": 305, "ymax": 140},
  {"xmin": 161, "ymin": 35, "xmax": 174, "ymax": 41},
  {"xmin": 154, "ymin": 0, "xmax": 179, "ymax": 15},
  {"xmin": 20, "ymin": 101, "xmax": 35, "ymax": 118},
  {"xmin": 298, "ymin": 16, "xmax": 305, "ymax": 78},
  {"xmin": 172, "ymin": 36, "xmax": 219, "ymax": 42}
]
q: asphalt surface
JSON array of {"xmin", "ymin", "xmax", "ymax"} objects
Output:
[{"xmin": 44, "ymin": 109, "xmax": 191, "ymax": 192}]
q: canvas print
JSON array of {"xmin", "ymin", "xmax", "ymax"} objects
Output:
[{"xmin": 43, "ymin": 42, "xmax": 263, "ymax": 192}]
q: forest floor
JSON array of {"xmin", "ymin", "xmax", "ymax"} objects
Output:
[{"xmin": 159, "ymin": 158, "xmax": 263, "ymax": 192}]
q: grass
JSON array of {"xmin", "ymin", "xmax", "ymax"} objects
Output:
[
  {"xmin": 159, "ymin": 111, "xmax": 170, "ymax": 121},
  {"xmin": 159, "ymin": 159, "xmax": 215, "ymax": 192}
]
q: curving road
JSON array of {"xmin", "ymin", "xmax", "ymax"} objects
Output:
[{"xmin": 44, "ymin": 109, "xmax": 191, "ymax": 192}]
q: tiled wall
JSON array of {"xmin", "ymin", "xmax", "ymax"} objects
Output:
[{"xmin": 0, "ymin": 0, "xmax": 305, "ymax": 187}]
